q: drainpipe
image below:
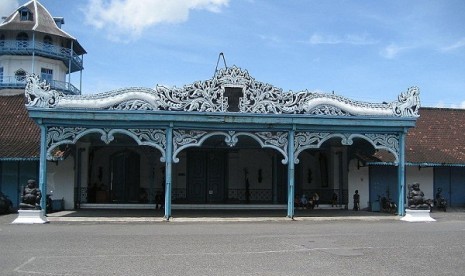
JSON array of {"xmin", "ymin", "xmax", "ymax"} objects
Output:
[
  {"xmin": 164, "ymin": 126, "xmax": 173, "ymax": 220},
  {"xmin": 31, "ymin": 31, "xmax": 35, "ymax": 74},
  {"xmin": 68, "ymin": 41, "xmax": 73, "ymax": 85},
  {"xmin": 287, "ymin": 127, "xmax": 295, "ymax": 218},
  {"xmin": 79, "ymin": 55, "xmax": 83, "ymax": 94}
]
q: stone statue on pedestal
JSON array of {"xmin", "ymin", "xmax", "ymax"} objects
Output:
[
  {"xmin": 407, "ymin": 182, "xmax": 430, "ymax": 210},
  {"xmin": 19, "ymin": 179, "xmax": 42, "ymax": 210}
]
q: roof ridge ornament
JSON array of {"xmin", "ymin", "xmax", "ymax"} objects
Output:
[{"xmin": 24, "ymin": 70, "xmax": 420, "ymax": 117}]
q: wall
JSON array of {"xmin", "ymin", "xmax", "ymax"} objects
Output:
[
  {"xmin": 406, "ymin": 166, "xmax": 434, "ymax": 200},
  {"xmin": 348, "ymin": 159, "xmax": 369, "ymax": 210},
  {"xmin": 47, "ymin": 157, "xmax": 75, "ymax": 209},
  {"xmin": 0, "ymin": 160, "xmax": 38, "ymax": 207},
  {"xmin": 0, "ymin": 55, "xmax": 67, "ymax": 81}
]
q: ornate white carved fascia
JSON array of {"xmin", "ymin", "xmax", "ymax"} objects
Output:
[
  {"xmin": 25, "ymin": 67, "xmax": 420, "ymax": 117},
  {"xmin": 172, "ymin": 130, "xmax": 288, "ymax": 164},
  {"xmin": 294, "ymin": 132, "xmax": 399, "ymax": 164},
  {"xmin": 46, "ymin": 127, "xmax": 166, "ymax": 161}
]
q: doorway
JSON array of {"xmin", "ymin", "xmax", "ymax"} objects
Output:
[
  {"xmin": 187, "ymin": 150, "xmax": 226, "ymax": 203},
  {"xmin": 110, "ymin": 150, "xmax": 140, "ymax": 203}
]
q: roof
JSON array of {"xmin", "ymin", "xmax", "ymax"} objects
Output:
[
  {"xmin": 0, "ymin": 0, "xmax": 86, "ymax": 54},
  {"xmin": 374, "ymin": 107, "xmax": 465, "ymax": 166},
  {"xmin": 406, "ymin": 107, "xmax": 465, "ymax": 165},
  {"xmin": 0, "ymin": 94, "xmax": 40, "ymax": 160}
]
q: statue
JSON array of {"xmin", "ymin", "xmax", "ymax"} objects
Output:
[
  {"xmin": 407, "ymin": 183, "xmax": 430, "ymax": 209},
  {"xmin": 19, "ymin": 179, "xmax": 42, "ymax": 210}
]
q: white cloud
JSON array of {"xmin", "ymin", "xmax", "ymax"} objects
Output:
[
  {"xmin": 83, "ymin": 0, "xmax": 229, "ymax": 41},
  {"xmin": 308, "ymin": 33, "xmax": 377, "ymax": 46},
  {"xmin": 0, "ymin": 0, "xmax": 19, "ymax": 17},
  {"xmin": 434, "ymin": 100, "xmax": 465, "ymax": 109},
  {"xmin": 441, "ymin": 38, "xmax": 465, "ymax": 52},
  {"xmin": 379, "ymin": 43, "xmax": 409, "ymax": 59},
  {"xmin": 449, "ymin": 101, "xmax": 465, "ymax": 109}
]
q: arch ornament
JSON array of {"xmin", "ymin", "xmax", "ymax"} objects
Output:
[
  {"xmin": 46, "ymin": 127, "xmax": 166, "ymax": 161},
  {"xmin": 294, "ymin": 132, "xmax": 399, "ymax": 164},
  {"xmin": 172, "ymin": 130, "xmax": 289, "ymax": 164}
]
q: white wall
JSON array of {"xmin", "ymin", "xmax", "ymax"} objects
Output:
[
  {"xmin": 47, "ymin": 157, "xmax": 75, "ymax": 210},
  {"xmin": 173, "ymin": 152, "xmax": 187, "ymax": 191},
  {"xmin": 406, "ymin": 166, "xmax": 434, "ymax": 200},
  {"xmin": 0, "ymin": 55, "xmax": 67, "ymax": 81},
  {"xmin": 348, "ymin": 159, "xmax": 369, "ymax": 210}
]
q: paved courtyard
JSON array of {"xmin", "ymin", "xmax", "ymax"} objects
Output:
[{"xmin": 1, "ymin": 209, "xmax": 464, "ymax": 275}]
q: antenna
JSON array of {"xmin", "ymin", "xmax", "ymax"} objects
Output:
[{"xmin": 214, "ymin": 52, "xmax": 227, "ymax": 77}]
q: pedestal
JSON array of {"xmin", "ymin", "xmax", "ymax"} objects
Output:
[
  {"xmin": 12, "ymin": 209, "xmax": 49, "ymax": 224},
  {"xmin": 400, "ymin": 209, "xmax": 436, "ymax": 222}
]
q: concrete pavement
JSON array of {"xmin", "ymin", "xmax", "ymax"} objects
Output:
[{"xmin": 1, "ymin": 208, "xmax": 465, "ymax": 275}]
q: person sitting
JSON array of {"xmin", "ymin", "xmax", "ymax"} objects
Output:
[
  {"xmin": 294, "ymin": 195, "xmax": 300, "ymax": 208},
  {"xmin": 300, "ymin": 194, "xmax": 309, "ymax": 209},
  {"xmin": 331, "ymin": 192, "xmax": 338, "ymax": 207},
  {"xmin": 313, "ymin": 192, "xmax": 320, "ymax": 208},
  {"xmin": 155, "ymin": 191, "xmax": 164, "ymax": 209}
]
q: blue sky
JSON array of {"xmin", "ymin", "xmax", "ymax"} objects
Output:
[{"xmin": 2, "ymin": 0, "xmax": 465, "ymax": 108}]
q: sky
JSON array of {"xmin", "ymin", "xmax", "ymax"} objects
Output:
[{"xmin": 2, "ymin": 0, "xmax": 465, "ymax": 108}]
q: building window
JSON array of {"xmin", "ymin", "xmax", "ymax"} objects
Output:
[
  {"xmin": 15, "ymin": 69, "xmax": 26, "ymax": 82},
  {"xmin": 0, "ymin": 34, "xmax": 4, "ymax": 47},
  {"xmin": 41, "ymin": 68, "xmax": 53, "ymax": 84},
  {"xmin": 16, "ymin": 32, "xmax": 28, "ymax": 41},
  {"xmin": 43, "ymin": 35, "xmax": 52, "ymax": 45},
  {"xmin": 43, "ymin": 35, "xmax": 53, "ymax": 51},
  {"xmin": 0, "ymin": 67, "xmax": 3, "ymax": 83},
  {"xmin": 16, "ymin": 32, "xmax": 28, "ymax": 48},
  {"xmin": 19, "ymin": 8, "xmax": 33, "ymax": 21}
]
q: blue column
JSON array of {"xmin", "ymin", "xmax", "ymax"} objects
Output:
[
  {"xmin": 287, "ymin": 129, "xmax": 295, "ymax": 218},
  {"xmin": 397, "ymin": 131, "xmax": 406, "ymax": 216},
  {"xmin": 39, "ymin": 125, "xmax": 48, "ymax": 213},
  {"xmin": 164, "ymin": 127, "xmax": 173, "ymax": 220}
]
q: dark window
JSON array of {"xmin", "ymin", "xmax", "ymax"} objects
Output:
[
  {"xmin": 16, "ymin": 32, "xmax": 28, "ymax": 41},
  {"xmin": 16, "ymin": 32, "xmax": 28, "ymax": 48},
  {"xmin": 43, "ymin": 35, "xmax": 52, "ymax": 45},
  {"xmin": 19, "ymin": 9, "xmax": 33, "ymax": 21},
  {"xmin": 224, "ymin": 87, "xmax": 242, "ymax": 112},
  {"xmin": 43, "ymin": 35, "xmax": 53, "ymax": 51},
  {"xmin": 15, "ymin": 69, "xmax": 26, "ymax": 82}
]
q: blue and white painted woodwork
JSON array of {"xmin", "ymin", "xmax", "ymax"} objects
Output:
[{"xmin": 25, "ymin": 66, "xmax": 419, "ymax": 217}]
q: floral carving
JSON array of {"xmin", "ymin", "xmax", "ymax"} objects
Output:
[{"xmin": 24, "ymin": 68, "xmax": 420, "ymax": 117}]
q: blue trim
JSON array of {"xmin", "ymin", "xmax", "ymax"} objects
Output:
[
  {"xmin": 397, "ymin": 132, "xmax": 406, "ymax": 216},
  {"xmin": 164, "ymin": 127, "xmax": 173, "ymax": 220},
  {"xmin": 0, "ymin": 40, "xmax": 83, "ymax": 72},
  {"xmin": 287, "ymin": 128, "xmax": 295, "ymax": 218},
  {"xmin": 39, "ymin": 125, "xmax": 48, "ymax": 213}
]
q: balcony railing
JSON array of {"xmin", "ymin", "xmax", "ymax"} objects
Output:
[
  {"xmin": 0, "ymin": 76, "xmax": 80, "ymax": 95},
  {"xmin": 0, "ymin": 40, "xmax": 83, "ymax": 72}
]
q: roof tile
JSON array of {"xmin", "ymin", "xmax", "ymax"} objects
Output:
[{"xmin": 0, "ymin": 95, "xmax": 40, "ymax": 159}]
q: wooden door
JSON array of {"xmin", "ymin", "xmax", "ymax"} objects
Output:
[{"xmin": 187, "ymin": 150, "xmax": 225, "ymax": 203}]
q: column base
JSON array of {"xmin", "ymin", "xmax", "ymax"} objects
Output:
[
  {"xmin": 12, "ymin": 209, "xmax": 49, "ymax": 224},
  {"xmin": 400, "ymin": 209, "xmax": 436, "ymax": 222}
]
